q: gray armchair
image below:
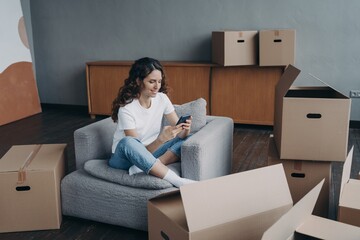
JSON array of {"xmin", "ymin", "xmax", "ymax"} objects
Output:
[{"xmin": 61, "ymin": 112, "xmax": 233, "ymax": 231}]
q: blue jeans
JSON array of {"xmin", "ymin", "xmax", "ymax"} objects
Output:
[{"xmin": 108, "ymin": 135, "xmax": 191, "ymax": 174}]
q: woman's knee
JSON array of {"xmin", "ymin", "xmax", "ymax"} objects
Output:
[
  {"xmin": 119, "ymin": 136, "xmax": 138, "ymax": 145},
  {"xmin": 117, "ymin": 136, "xmax": 140, "ymax": 150}
]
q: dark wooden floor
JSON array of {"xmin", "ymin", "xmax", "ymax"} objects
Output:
[{"xmin": 0, "ymin": 105, "xmax": 359, "ymax": 239}]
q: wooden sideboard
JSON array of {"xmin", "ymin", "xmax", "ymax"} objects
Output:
[
  {"xmin": 86, "ymin": 61, "xmax": 213, "ymax": 118},
  {"xmin": 86, "ymin": 61, "xmax": 283, "ymax": 125},
  {"xmin": 211, "ymin": 66, "xmax": 284, "ymax": 125}
]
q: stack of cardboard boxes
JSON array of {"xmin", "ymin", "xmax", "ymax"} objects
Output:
[{"xmin": 268, "ymin": 64, "xmax": 351, "ymax": 218}]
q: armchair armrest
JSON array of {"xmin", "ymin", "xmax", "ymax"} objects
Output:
[
  {"xmin": 74, "ymin": 117, "xmax": 116, "ymax": 169},
  {"xmin": 181, "ymin": 116, "xmax": 234, "ymax": 181}
]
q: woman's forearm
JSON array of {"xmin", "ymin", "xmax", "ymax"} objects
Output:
[{"xmin": 146, "ymin": 137, "xmax": 165, "ymax": 153}]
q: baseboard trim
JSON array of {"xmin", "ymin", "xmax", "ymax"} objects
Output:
[{"xmin": 41, "ymin": 103, "xmax": 88, "ymax": 112}]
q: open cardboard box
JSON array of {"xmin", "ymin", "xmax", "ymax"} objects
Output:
[
  {"xmin": 274, "ymin": 64, "xmax": 351, "ymax": 162},
  {"xmin": 267, "ymin": 135, "xmax": 331, "ymax": 218},
  {"xmin": 262, "ymin": 179, "xmax": 360, "ymax": 240},
  {"xmin": 338, "ymin": 146, "xmax": 360, "ymax": 227},
  {"xmin": 148, "ymin": 164, "xmax": 293, "ymax": 240},
  {"xmin": 0, "ymin": 144, "xmax": 66, "ymax": 233}
]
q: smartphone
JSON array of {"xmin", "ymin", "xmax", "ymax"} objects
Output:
[{"xmin": 176, "ymin": 114, "xmax": 191, "ymax": 125}]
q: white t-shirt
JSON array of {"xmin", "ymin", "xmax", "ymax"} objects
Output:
[{"xmin": 111, "ymin": 93, "xmax": 175, "ymax": 153}]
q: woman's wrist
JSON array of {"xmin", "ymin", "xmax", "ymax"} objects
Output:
[
  {"xmin": 147, "ymin": 137, "xmax": 165, "ymax": 153},
  {"xmin": 157, "ymin": 135, "xmax": 166, "ymax": 144},
  {"xmin": 178, "ymin": 129, "xmax": 189, "ymax": 139}
]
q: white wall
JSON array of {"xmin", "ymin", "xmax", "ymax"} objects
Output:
[{"xmin": 0, "ymin": 0, "xmax": 32, "ymax": 72}]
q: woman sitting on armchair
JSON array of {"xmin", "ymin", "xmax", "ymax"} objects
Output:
[{"xmin": 109, "ymin": 57, "xmax": 196, "ymax": 188}]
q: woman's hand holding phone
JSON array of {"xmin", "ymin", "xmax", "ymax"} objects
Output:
[
  {"xmin": 159, "ymin": 115, "xmax": 192, "ymax": 143},
  {"xmin": 176, "ymin": 115, "xmax": 192, "ymax": 132},
  {"xmin": 176, "ymin": 115, "xmax": 191, "ymax": 125}
]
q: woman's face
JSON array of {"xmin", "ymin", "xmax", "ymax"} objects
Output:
[{"xmin": 139, "ymin": 69, "xmax": 162, "ymax": 98}]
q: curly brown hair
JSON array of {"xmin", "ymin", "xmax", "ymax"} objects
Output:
[{"xmin": 111, "ymin": 57, "xmax": 168, "ymax": 122}]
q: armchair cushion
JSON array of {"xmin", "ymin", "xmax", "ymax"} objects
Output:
[
  {"xmin": 162, "ymin": 98, "xmax": 207, "ymax": 132},
  {"xmin": 83, "ymin": 160, "xmax": 181, "ymax": 189}
]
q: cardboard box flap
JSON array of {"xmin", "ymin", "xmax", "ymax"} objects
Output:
[
  {"xmin": 275, "ymin": 64, "xmax": 301, "ymax": 99},
  {"xmin": 277, "ymin": 65, "xmax": 348, "ymax": 99},
  {"xmin": 274, "ymin": 65, "xmax": 300, "ymax": 147},
  {"xmin": 296, "ymin": 215, "xmax": 360, "ymax": 240},
  {"xmin": 149, "ymin": 189, "xmax": 180, "ymax": 201},
  {"xmin": 305, "ymin": 72, "xmax": 348, "ymax": 98},
  {"xmin": 180, "ymin": 164, "xmax": 292, "ymax": 233},
  {"xmin": 0, "ymin": 145, "xmax": 40, "ymax": 172},
  {"xmin": 0, "ymin": 144, "xmax": 66, "ymax": 172},
  {"xmin": 339, "ymin": 179, "xmax": 360, "ymax": 209},
  {"xmin": 340, "ymin": 146, "xmax": 354, "ymax": 195},
  {"xmin": 262, "ymin": 179, "xmax": 324, "ymax": 240},
  {"xmin": 30, "ymin": 144, "xmax": 66, "ymax": 170}
]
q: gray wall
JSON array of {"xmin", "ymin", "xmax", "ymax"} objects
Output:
[{"xmin": 23, "ymin": 0, "xmax": 360, "ymax": 120}]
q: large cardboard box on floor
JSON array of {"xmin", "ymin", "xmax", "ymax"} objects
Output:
[
  {"xmin": 262, "ymin": 179, "xmax": 360, "ymax": 240},
  {"xmin": 274, "ymin": 64, "xmax": 351, "ymax": 161},
  {"xmin": 267, "ymin": 135, "xmax": 331, "ymax": 218},
  {"xmin": 259, "ymin": 29, "xmax": 295, "ymax": 66},
  {"xmin": 212, "ymin": 30, "xmax": 258, "ymax": 66},
  {"xmin": 0, "ymin": 144, "xmax": 66, "ymax": 233},
  {"xmin": 338, "ymin": 146, "xmax": 360, "ymax": 227},
  {"xmin": 148, "ymin": 164, "xmax": 293, "ymax": 240}
]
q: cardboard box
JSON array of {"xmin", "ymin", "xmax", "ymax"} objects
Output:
[
  {"xmin": 274, "ymin": 64, "xmax": 351, "ymax": 161},
  {"xmin": 262, "ymin": 179, "xmax": 360, "ymax": 240},
  {"xmin": 259, "ymin": 29, "xmax": 295, "ymax": 66},
  {"xmin": 212, "ymin": 31, "xmax": 258, "ymax": 66},
  {"xmin": 267, "ymin": 136, "xmax": 331, "ymax": 218},
  {"xmin": 148, "ymin": 164, "xmax": 293, "ymax": 240},
  {"xmin": 338, "ymin": 146, "xmax": 360, "ymax": 227},
  {"xmin": 0, "ymin": 144, "xmax": 66, "ymax": 233}
]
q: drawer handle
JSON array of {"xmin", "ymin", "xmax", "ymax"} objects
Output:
[
  {"xmin": 307, "ymin": 113, "xmax": 322, "ymax": 119},
  {"xmin": 274, "ymin": 39, "xmax": 282, "ymax": 43},
  {"xmin": 291, "ymin": 173, "xmax": 305, "ymax": 178},
  {"xmin": 237, "ymin": 39, "xmax": 245, "ymax": 43}
]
